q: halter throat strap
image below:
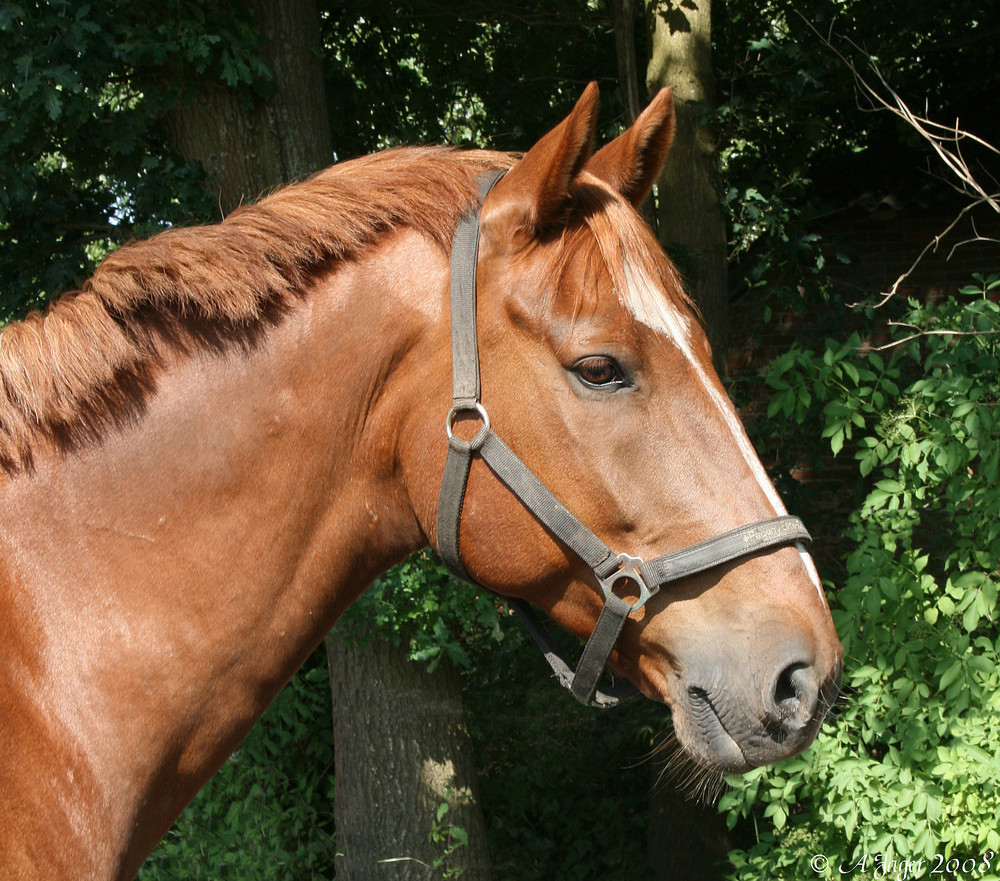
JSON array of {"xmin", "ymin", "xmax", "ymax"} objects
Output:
[{"xmin": 437, "ymin": 171, "xmax": 811, "ymax": 708}]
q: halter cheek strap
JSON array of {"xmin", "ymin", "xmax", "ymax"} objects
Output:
[{"xmin": 437, "ymin": 171, "xmax": 811, "ymax": 708}]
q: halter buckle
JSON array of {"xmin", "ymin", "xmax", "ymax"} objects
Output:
[{"xmin": 598, "ymin": 553, "xmax": 658, "ymax": 612}]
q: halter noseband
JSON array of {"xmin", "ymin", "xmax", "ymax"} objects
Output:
[{"xmin": 437, "ymin": 171, "xmax": 811, "ymax": 708}]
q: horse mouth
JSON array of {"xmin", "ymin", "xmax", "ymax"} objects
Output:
[
  {"xmin": 674, "ymin": 673, "xmax": 838, "ymax": 776},
  {"xmin": 682, "ymin": 685, "xmax": 757, "ymax": 774}
]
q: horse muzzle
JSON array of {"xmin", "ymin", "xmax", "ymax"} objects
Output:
[{"xmin": 670, "ymin": 638, "xmax": 843, "ymax": 774}]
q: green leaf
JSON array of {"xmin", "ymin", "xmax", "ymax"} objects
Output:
[
  {"xmin": 962, "ymin": 604, "xmax": 981, "ymax": 632},
  {"xmin": 953, "ymin": 571, "xmax": 987, "ymax": 589},
  {"xmin": 939, "ymin": 659, "xmax": 964, "ymax": 690},
  {"xmin": 967, "ymin": 654, "xmax": 996, "ymax": 675},
  {"xmin": 879, "ymin": 576, "xmax": 899, "ymax": 602},
  {"xmin": 830, "ymin": 425, "xmax": 845, "ymax": 455},
  {"xmin": 44, "ymin": 89, "xmax": 63, "ymax": 121}
]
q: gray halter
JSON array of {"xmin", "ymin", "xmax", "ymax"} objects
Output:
[{"xmin": 437, "ymin": 171, "xmax": 811, "ymax": 707}]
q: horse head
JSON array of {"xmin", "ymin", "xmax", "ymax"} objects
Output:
[{"xmin": 418, "ymin": 84, "xmax": 843, "ymax": 775}]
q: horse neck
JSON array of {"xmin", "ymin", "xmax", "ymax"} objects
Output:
[{"xmin": 0, "ymin": 226, "xmax": 447, "ymax": 878}]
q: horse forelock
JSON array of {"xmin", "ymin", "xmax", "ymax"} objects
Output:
[
  {"xmin": 554, "ymin": 176, "xmax": 696, "ymax": 343},
  {"xmin": 0, "ymin": 147, "xmax": 515, "ymax": 472}
]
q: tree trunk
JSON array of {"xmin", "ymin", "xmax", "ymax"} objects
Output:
[
  {"xmin": 611, "ymin": 0, "xmax": 644, "ymax": 124},
  {"xmin": 644, "ymin": 0, "xmax": 729, "ymax": 372},
  {"xmin": 163, "ymin": 0, "xmax": 331, "ymax": 214},
  {"xmin": 162, "ymin": 2, "xmax": 493, "ymax": 876},
  {"xmin": 327, "ymin": 633, "xmax": 492, "ymax": 881},
  {"xmin": 640, "ymin": 3, "xmax": 732, "ymax": 877},
  {"xmin": 610, "ymin": 0, "xmax": 658, "ymax": 228}
]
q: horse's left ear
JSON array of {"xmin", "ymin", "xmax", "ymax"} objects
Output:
[
  {"xmin": 585, "ymin": 87, "xmax": 675, "ymax": 207},
  {"xmin": 481, "ymin": 82, "xmax": 600, "ymax": 241}
]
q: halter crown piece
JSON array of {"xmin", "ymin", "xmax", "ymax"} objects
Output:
[{"xmin": 437, "ymin": 171, "xmax": 812, "ymax": 708}]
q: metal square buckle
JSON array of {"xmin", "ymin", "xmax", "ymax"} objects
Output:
[{"xmin": 598, "ymin": 553, "xmax": 658, "ymax": 612}]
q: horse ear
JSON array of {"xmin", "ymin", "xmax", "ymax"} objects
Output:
[
  {"xmin": 481, "ymin": 82, "xmax": 600, "ymax": 238},
  {"xmin": 585, "ymin": 87, "xmax": 675, "ymax": 207}
]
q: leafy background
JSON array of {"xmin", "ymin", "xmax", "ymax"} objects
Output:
[{"xmin": 2, "ymin": 1, "xmax": 999, "ymax": 879}]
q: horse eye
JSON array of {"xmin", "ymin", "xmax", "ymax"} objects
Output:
[{"xmin": 574, "ymin": 356, "xmax": 626, "ymax": 389}]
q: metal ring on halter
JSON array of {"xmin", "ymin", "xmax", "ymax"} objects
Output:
[
  {"xmin": 445, "ymin": 401, "xmax": 491, "ymax": 450},
  {"xmin": 597, "ymin": 553, "xmax": 659, "ymax": 612}
]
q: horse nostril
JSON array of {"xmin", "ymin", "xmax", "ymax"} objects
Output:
[
  {"xmin": 774, "ymin": 663, "xmax": 804, "ymax": 708},
  {"xmin": 767, "ymin": 662, "xmax": 817, "ymax": 736}
]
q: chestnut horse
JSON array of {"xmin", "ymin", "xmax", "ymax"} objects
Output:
[{"xmin": 0, "ymin": 84, "xmax": 841, "ymax": 879}]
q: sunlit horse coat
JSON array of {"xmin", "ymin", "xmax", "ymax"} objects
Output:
[{"xmin": 0, "ymin": 84, "xmax": 841, "ymax": 879}]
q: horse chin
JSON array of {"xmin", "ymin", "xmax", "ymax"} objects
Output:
[
  {"xmin": 669, "ymin": 681, "xmax": 827, "ymax": 777},
  {"xmin": 672, "ymin": 705, "xmax": 756, "ymax": 776}
]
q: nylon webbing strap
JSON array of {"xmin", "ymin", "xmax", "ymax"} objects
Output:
[
  {"xmin": 437, "ymin": 171, "xmax": 506, "ymax": 580},
  {"xmin": 437, "ymin": 438, "xmax": 476, "ymax": 580},
  {"xmin": 449, "ymin": 187, "xmax": 488, "ymax": 405},
  {"xmin": 566, "ymin": 515, "xmax": 810, "ymax": 706},
  {"xmin": 478, "ymin": 432, "xmax": 616, "ymax": 576},
  {"xmin": 638, "ymin": 516, "xmax": 810, "ymax": 587},
  {"xmin": 569, "ymin": 594, "xmax": 634, "ymax": 705},
  {"xmin": 507, "ymin": 598, "xmax": 635, "ymax": 708}
]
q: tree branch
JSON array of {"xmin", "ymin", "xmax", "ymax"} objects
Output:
[
  {"xmin": 796, "ymin": 12, "xmax": 1000, "ymax": 307},
  {"xmin": 868, "ymin": 326, "xmax": 1000, "ymax": 353}
]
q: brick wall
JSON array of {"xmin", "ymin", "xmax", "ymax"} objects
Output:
[{"xmin": 819, "ymin": 198, "xmax": 1000, "ymax": 302}]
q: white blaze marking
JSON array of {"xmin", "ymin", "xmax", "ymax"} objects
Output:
[
  {"xmin": 622, "ymin": 259, "xmax": 783, "ymax": 513},
  {"xmin": 622, "ymin": 259, "xmax": 827, "ymax": 605},
  {"xmin": 798, "ymin": 544, "xmax": 827, "ymax": 606}
]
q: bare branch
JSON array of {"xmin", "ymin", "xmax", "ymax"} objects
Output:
[
  {"xmin": 868, "ymin": 327, "xmax": 1000, "ymax": 353},
  {"xmin": 796, "ymin": 12, "xmax": 1000, "ymax": 307},
  {"xmin": 948, "ymin": 215, "xmax": 1000, "ymax": 260},
  {"xmin": 864, "ymin": 198, "xmax": 992, "ymax": 308}
]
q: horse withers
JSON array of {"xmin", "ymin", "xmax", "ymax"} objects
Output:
[{"xmin": 0, "ymin": 83, "xmax": 841, "ymax": 878}]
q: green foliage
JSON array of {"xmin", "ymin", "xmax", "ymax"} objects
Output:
[
  {"xmin": 0, "ymin": 1, "xmax": 271, "ymax": 319},
  {"xmin": 139, "ymin": 647, "xmax": 337, "ymax": 880},
  {"xmin": 321, "ymin": 0, "xmax": 619, "ymax": 158},
  {"xmin": 722, "ymin": 277, "xmax": 1000, "ymax": 880},
  {"xmin": 337, "ymin": 550, "xmax": 508, "ymax": 671},
  {"xmin": 714, "ymin": 0, "xmax": 1000, "ymax": 313},
  {"xmin": 429, "ymin": 800, "xmax": 471, "ymax": 880}
]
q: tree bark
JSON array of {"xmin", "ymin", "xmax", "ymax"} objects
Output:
[
  {"xmin": 163, "ymin": 0, "xmax": 331, "ymax": 214},
  {"xmin": 161, "ymin": 2, "xmax": 493, "ymax": 876},
  {"xmin": 611, "ymin": 0, "xmax": 644, "ymax": 124},
  {"xmin": 610, "ymin": 0, "xmax": 658, "ymax": 228},
  {"xmin": 328, "ymin": 633, "xmax": 492, "ymax": 881},
  {"xmin": 641, "ymin": 3, "xmax": 732, "ymax": 877},
  {"xmin": 644, "ymin": 0, "xmax": 729, "ymax": 372}
]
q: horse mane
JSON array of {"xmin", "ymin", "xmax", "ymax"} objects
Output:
[
  {"xmin": 0, "ymin": 147, "xmax": 515, "ymax": 472},
  {"xmin": 0, "ymin": 148, "xmax": 686, "ymax": 474}
]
